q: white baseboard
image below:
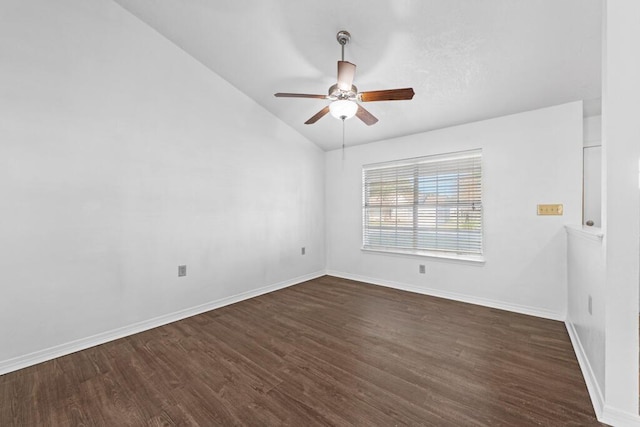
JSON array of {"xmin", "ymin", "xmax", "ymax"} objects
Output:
[
  {"xmin": 601, "ymin": 405, "xmax": 640, "ymax": 427},
  {"xmin": 325, "ymin": 270, "xmax": 564, "ymax": 321},
  {"xmin": 566, "ymin": 321, "xmax": 640, "ymax": 427},
  {"xmin": 565, "ymin": 320, "xmax": 605, "ymax": 420},
  {"xmin": 0, "ymin": 270, "xmax": 326, "ymax": 376}
]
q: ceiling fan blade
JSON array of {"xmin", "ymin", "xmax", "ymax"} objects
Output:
[
  {"xmin": 304, "ymin": 106, "xmax": 330, "ymax": 124},
  {"xmin": 274, "ymin": 93, "xmax": 328, "ymax": 99},
  {"xmin": 359, "ymin": 88, "xmax": 415, "ymax": 102},
  {"xmin": 356, "ymin": 104, "xmax": 378, "ymax": 126},
  {"xmin": 337, "ymin": 61, "xmax": 356, "ymax": 91}
]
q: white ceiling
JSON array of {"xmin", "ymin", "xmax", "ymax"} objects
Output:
[{"xmin": 113, "ymin": 0, "xmax": 602, "ymax": 151}]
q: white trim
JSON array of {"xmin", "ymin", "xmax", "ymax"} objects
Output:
[
  {"xmin": 564, "ymin": 224, "xmax": 604, "ymax": 242},
  {"xmin": 566, "ymin": 320, "xmax": 640, "ymax": 426},
  {"xmin": 601, "ymin": 405, "xmax": 640, "ymax": 427},
  {"xmin": 361, "ymin": 247, "xmax": 485, "ymax": 263},
  {"xmin": 325, "ymin": 271, "xmax": 565, "ymax": 321},
  {"xmin": 564, "ymin": 320, "xmax": 605, "ymax": 420},
  {"xmin": 0, "ymin": 270, "xmax": 326, "ymax": 376}
]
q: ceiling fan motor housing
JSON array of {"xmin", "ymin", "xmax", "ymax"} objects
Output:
[{"xmin": 328, "ymin": 83, "xmax": 357, "ymax": 100}]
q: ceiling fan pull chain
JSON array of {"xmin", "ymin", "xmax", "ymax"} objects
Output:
[{"xmin": 342, "ymin": 118, "xmax": 346, "ymax": 161}]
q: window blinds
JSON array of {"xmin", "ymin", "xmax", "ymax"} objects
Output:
[{"xmin": 363, "ymin": 150, "xmax": 483, "ymax": 256}]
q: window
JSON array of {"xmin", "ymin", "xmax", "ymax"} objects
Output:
[{"xmin": 362, "ymin": 149, "xmax": 483, "ymax": 260}]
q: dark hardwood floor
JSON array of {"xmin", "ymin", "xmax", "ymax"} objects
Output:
[{"xmin": 0, "ymin": 275, "xmax": 601, "ymax": 426}]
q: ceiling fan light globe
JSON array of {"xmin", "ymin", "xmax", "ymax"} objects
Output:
[{"xmin": 329, "ymin": 100, "xmax": 358, "ymax": 120}]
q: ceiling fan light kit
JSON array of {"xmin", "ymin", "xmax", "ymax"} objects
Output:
[
  {"xmin": 329, "ymin": 99, "xmax": 358, "ymax": 120},
  {"xmin": 274, "ymin": 30, "xmax": 415, "ymax": 126}
]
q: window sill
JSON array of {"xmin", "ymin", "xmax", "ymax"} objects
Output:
[{"xmin": 361, "ymin": 247, "xmax": 485, "ymax": 264}]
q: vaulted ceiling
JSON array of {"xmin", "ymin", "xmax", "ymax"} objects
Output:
[{"xmin": 113, "ymin": 0, "xmax": 602, "ymax": 151}]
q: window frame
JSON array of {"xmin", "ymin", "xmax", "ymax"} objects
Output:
[{"xmin": 361, "ymin": 149, "xmax": 484, "ymax": 263}]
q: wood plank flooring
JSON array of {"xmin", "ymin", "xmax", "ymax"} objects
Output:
[{"xmin": 0, "ymin": 275, "xmax": 602, "ymax": 426}]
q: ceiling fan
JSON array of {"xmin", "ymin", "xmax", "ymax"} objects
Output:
[{"xmin": 274, "ymin": 30, "xmax": 415, "ymax": 126}]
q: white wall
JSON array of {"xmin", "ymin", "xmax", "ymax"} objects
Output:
[
  {"xmin": 568, "ymin": 3, "xmax": 640, "ymax": 423},
  {"xmin": 583, "ymin": 115, "xmax": 602, "ymax": 227},
  {"xmin": 583, "ymin": 146, "xmax": 602, "ymax": 227},
  {"xmin": 584, "ymin": 115, "xmax": 602, "ymax": 148},
  {"xmin": 326, "ymin": 102, "xmax": 583, "ymax": 320},
  {"xmin": 566, "ymin": 226, "xmax": 606, "ymax": 411},
  {"xmin": 0, "ymin": 0, "xmax": 325, "ymax": 371},
  {"xmin": 601, "ymin": 0, "xmax": 640, "ymax": 422}
]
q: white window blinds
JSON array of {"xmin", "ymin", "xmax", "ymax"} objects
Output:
[{"xmin": 363, "ymin": 149, "xmax": 483, "ymax": 256}]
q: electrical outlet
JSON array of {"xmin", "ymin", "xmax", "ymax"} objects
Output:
[
  {"xmin": 301, "ymin": 247, "xmax": 306, "ymax": 255},
  {"xmin": 588, "ymin": 295, "xmax": 592, "ymax": 315},
  {"xmin": 178, "ymin": 265, "xmax": 187, "ymax": 277},
  {"xmin": 419, "ymin": 264, "xmax": 426, "ymax": 274}
]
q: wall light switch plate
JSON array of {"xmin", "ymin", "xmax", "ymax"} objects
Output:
[
  {"xmin": 537, "ymin": 204, "xmax": 563, "ymax": 215},
  {"xmin": 178, "ymin": 265, "xmax": 187, "ymax": 277}
]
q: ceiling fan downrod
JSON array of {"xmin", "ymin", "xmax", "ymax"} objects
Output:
[{"xmin": 336, "ymin": 30, "xmax": 350, "ymax": 62}]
